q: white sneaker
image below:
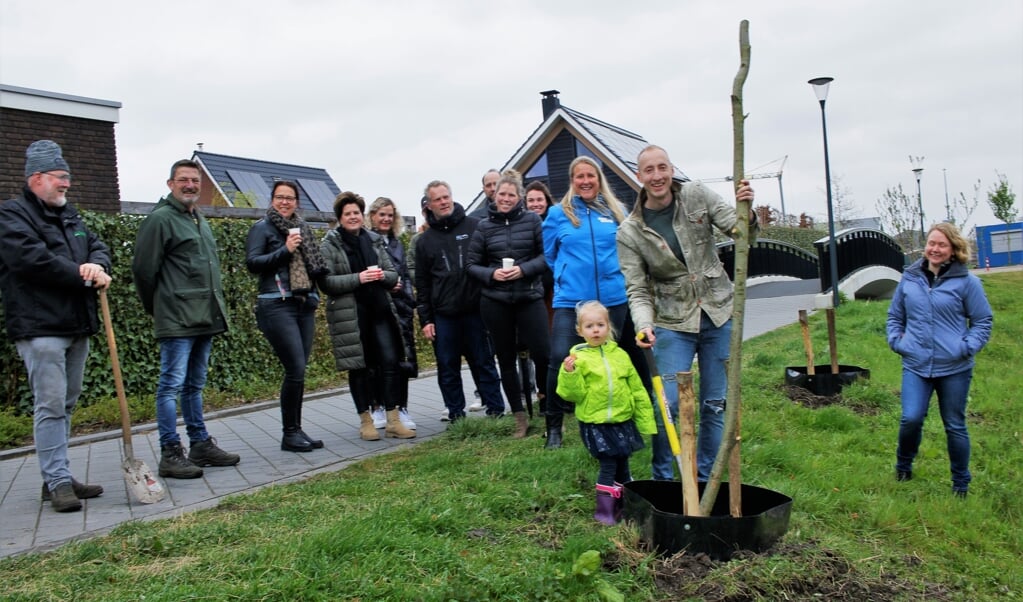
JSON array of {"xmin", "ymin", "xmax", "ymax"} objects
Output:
[
  {"xmin": 468, "ymin": 400, "xmax": 485, "ymax": 412},
  {"xmin": 399, "ymin": 408, "xmax": 417, "ymax": 429},
  {"xmin": 439, "ymin": 410, "xmax": 451, "ymax": 422},
  {"xmin": 371, "ymin": 408, "xmax": 386, "ymax": 429}
]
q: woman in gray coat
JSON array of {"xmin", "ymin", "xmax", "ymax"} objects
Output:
[{"xmin": 319, "ymin": 192, "xmax": 415, "ymax": 441}]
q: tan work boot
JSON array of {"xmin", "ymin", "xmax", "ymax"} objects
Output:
[
  {"xmin": 385, "ymin": 409, "xmax": 416, "ymax": 439},
  {"xmin": 512, "ymin": 411, "xmax": 529, "ymax": 439},
  {"xmin": 360, "ymin": 411, "xmax": 381, "ymax": 441}
]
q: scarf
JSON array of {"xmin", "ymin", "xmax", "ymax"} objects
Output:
[
  {"xmin": 266, "ymin": 208, "xmax": 329, "ymax": 296},
  {"xmin": 339, "ymin": 228, "xmax": 391, "ymax": 313}
]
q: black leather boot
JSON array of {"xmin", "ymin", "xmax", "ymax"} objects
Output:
[
  {"xmin": 544, "ymin": 413, "xmax": 563, "ymax": 449},
  {"xmin": 281, "ymin": 429, "xmax": 313, "ymax": 452},
  {"xmin": 295, "ymin": 401, "xmax": 323, "ymax": 448}
]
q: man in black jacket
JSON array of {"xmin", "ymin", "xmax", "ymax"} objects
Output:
[
  {"xmin": 0, "ymin": 140, "xmax": 111, "ymax": 512},
  {"xmin": 415, "ymin": 180, "xmax": 504, "ymax": 421}
]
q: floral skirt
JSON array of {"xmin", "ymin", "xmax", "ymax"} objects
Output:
[{"xmin": 578, "ymin": 420, "xmax": 645, "ymax": 459}]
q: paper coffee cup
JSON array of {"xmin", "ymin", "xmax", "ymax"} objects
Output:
[
  {"xmin": 502, "ymin": 258, "xmax": 514, "ymax": 270},
  {"xmin": 288, "ymin": 228, "xmax": 300, "ymax": 235}
]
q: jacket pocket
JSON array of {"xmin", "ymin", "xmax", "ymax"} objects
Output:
[
  {"xmin": 171, "ymin": 287, "xmax": 214, "ymax": 329},
  {"xmin": 686, "ymin": 208, "xmax": 713, "ymax": 246},
  {"xmin": 651, "ymin": 279, "xmax": 687, "ymax": 322}
]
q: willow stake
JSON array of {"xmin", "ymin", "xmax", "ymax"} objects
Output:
[{"xmin": 701, "ymin": 19, "xmax": 751, "ymax": 518}]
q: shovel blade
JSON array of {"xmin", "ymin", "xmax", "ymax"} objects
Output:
[{"xmin": 123, "ymin": 458, "xmax": 165, "ymax": 504}]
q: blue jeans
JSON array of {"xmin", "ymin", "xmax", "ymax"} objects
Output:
[
  {"xmin": 650, "ymin": 314, "xmax": 732, "ymax": 482},
  {"xmin": 434, "ymin": 312, "xmax": 504, "ymax": 418},
  {"xmin": 256, "ymin": 297, "xmax": 316, "ymax": 431},
  {"xmin": 896, "ymin": 368, "xmax": 973, "ymax": 491},
  {"xmin": 16, "ymin": 336, "xmax": 89, "ymax": 488},
  {"xmin": 156, "ymin": 335, "xmax": 213, "ymax": 446}
]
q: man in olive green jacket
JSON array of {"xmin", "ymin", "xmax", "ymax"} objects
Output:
[
  {"xmin": 616, "ymin": 145, "xmax": 755, "ymax": 482},
  {"xmin": 132, "ymin": 159, "xmax": 239, "ymax": 480}
]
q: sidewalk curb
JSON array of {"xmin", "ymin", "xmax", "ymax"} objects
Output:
[{"xmin": 0, "ymin": 370, "xmax": 438, "ymax": 461}]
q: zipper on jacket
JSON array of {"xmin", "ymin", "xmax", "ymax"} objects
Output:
[
  {"xmin": 441, "ymin": 250, "xmax": 451, "ymax": 271},
  {"xmin": 587, "ymin": 207, "xmax": 601, "ymax": 301},
  {"xmin": 600, "ymin": 346, "xmax": 614, "ymax": 421}
]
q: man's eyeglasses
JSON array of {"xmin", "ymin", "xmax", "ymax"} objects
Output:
[
  {"xmin": 43, "ymin": 172, "xmax": 72, "ymax": 182},
  {"xmin": 173, "ymin": 178, "xmax": 201, "ymax": 185},
  {"xmin": 273, "ymin": 195, "xmax": 298, "ymax": 202}
]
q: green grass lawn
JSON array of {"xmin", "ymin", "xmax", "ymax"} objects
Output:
[{"xmin": 3, "ymin": 272, "xmax": 1021, "ymax": 601}]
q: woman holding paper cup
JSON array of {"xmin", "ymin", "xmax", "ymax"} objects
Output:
[
  {"xmin": 320, "ymin": 191, "xmax": 415, "ymax": 441},
  {"xmin": 467, "ymin": 170, "xmax": 550, "ymax": 438},
  {"xmin": 246, "ymin": 180, "xmax": 329, "ymax": 452}
]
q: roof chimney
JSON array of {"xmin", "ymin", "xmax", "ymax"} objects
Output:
[{"xmin": 540, "ymin": 90, "xmax": 561, "ymax": 119}]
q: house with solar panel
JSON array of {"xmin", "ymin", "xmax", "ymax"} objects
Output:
[
  {"xmin": 188, "ymin": 150, "xmax": 340, "ymax": 215},
  {"xmin": 465, "ymin": 90, "xmax": 688, "ymax": 214}
]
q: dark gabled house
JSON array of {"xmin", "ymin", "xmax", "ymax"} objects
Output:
[
  {"xmin": 467, "ymin": 90, "xmax": 688, "ymax": 214},
  {"xmin": 191, "ymin": 150, "xmax": 340, "ymax": 213}
]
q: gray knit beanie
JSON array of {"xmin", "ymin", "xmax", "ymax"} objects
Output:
[{"xmin": 24, "ymin": 140, "xmax": 71, "ymax": 178}]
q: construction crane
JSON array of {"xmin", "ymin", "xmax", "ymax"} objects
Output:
[{"xmin": 699, "ymin": 156, "xmax": 788, "ymax": 222}]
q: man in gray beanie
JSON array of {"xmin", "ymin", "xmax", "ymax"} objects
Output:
[{"xmin": 0, "ymin": 140, "xmax": 112, "ymax": 512}]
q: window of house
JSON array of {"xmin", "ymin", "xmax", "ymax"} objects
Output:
[{"xmin": 526, "ymin": 152, "xmax": 549, "ymax": 179}]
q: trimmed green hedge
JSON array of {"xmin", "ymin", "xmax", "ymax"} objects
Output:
[{"xmin": 0, "ymin": 211, "xmax": 432, "ymax": 416}]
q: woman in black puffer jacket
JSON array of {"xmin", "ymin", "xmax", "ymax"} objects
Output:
[
  {"xmin": 467, "ymin": 171, "xmax": 550, "ymax": 438},
  {"xmin": 367, "ymin": 197, "xmax": 418, "ymax": 432}
]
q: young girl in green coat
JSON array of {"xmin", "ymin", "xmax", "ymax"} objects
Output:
[{"xmin": 557, "ymin": 301, "xmax": 657, "ymax": 525}]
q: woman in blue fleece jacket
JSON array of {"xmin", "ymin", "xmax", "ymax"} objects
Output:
[
  {"xmin": 886, "ymin": 222, "xmax": 992, "ymax": 497},
  {"xmin": 541, "ymin": 156, "xmax": 650, "ymax": 450}
]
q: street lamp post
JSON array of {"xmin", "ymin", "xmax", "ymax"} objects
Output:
[
  {"xmin": 809, "ymin": 77, "xmax": 840, "ymax": 308},
  {"xmin": 910, "ymin": 155, "xmax": 925, "ymax": 246}
]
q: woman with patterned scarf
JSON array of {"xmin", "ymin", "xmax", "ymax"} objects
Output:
[{"xmin": 246, "ymin": 180, "xmax": 329, "ymax": 452}]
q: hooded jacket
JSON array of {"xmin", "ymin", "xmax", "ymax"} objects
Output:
[
  {"xmin": 466, "ymin": 199, "xmax": 546, "ymax": 304},
  {"xmin": 542, "ymin": 195, "xmax": 627, "ymax": 308},
  {"xmin": 414, "ymin": 203, "xmax": 481, "ymax": 324},
  {"xmin": 617, "ymin": 181, "xmax": 754, "ymax": 334},
  {"xmin": 556, "ymin": 340, "xmax": 657, "ymax": 434},
  {"xmin": 0, "ymin": 188, "xmax": 111, "ymax": 340},
  {"xmin": 132, "ymin": 195, "xmax": 229, "ymax": 339},
  {"xmin": 886, "ymin": 258, "xmax": 993, "ymax": 377}
]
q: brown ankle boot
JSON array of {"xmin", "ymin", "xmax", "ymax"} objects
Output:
[
  {"xmin": 360, "ymin": 411, "xmax": 381, "ymax": 441},
  {"xmin": 385, "ymin": 409, "xmax": 416, "ymax": 439},
  {"xmin": 512, "ymin": 411, "xmax": 529, "ymax": 439}
]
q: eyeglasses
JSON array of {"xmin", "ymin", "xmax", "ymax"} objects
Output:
[
  {"xmin": 43, "ymin": 172, "xmax": 72, "ymax": 182},
  {"xmin": 173, "ymin": 178, "xmax": 201, "ymax": 185},
  {"xmin": 272, "ymin": 195, "xmax": 298, "ymax": 202}
]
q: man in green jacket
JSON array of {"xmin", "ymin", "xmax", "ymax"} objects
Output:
[
  {"xmin": 617, "ymin": 145, "xmax": 754, "ymax": 482},
  {"xmin": 132, "ymin": 159, "xmax": 239, "ymax": 479}
]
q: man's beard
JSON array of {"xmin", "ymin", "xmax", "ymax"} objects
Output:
[{"xmin": 43, "ymin": 194, "xmax": 68, "ymax": 208}]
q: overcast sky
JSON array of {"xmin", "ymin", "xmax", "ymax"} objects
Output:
[{"xmin": 3, "ymin": 1, "xmax": 1021, "ymax": 231}]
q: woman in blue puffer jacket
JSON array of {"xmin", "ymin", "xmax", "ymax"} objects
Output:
[{"xmin": 886, "ymin": 222, "xmax": 992, "ymax": 497}]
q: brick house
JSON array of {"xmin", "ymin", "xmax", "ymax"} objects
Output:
[{"xmin": 0, "ymin": 84, "xmax": 122, "ymax": 213}]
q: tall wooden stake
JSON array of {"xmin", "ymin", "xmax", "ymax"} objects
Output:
[{"xmin": 700, "ymin": 19, "xmax": 751, "ymax": 518}]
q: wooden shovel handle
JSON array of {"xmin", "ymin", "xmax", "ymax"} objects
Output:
[
  {"xmin": 798, "ymin": 310, "xmax": 815, "ymax": 376},
  {"xmin": 99, "ymin": 290, "xmax": 134, "ymax": 454}
]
